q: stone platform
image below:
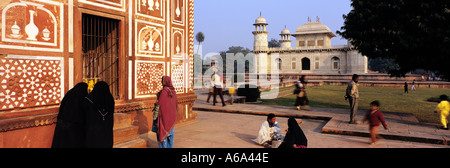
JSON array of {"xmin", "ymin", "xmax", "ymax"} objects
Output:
[{"xmin": 193, "ymin": 89, "xmax": 450, "ymax": 146}]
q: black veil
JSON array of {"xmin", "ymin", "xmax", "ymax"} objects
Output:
[
  {"xmin": 52, "ymin": 82, "xmax": 88, "ymax": 148},
  {"xmin": 83, "ymin": 81, "xmax": 115, "ymax": 148},
  {"xmin": 278, "ymin": 117, "xmax": 308, "ymax": 148}
]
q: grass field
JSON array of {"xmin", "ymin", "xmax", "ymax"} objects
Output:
[{"xmin": 260, "ymin": 85, "xmax": 450, "ymax": 124}]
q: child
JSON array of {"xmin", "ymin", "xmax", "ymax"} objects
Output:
[
  {"xmin": 363, "ymin": 100, "xmax": 388, "ymax": 145},
  {"xmin": 228, "ymin": 86, "xmax": 236, "ymax": 105},
  {"xmin": 435, "ymin": 95, "xmax": 450, "ymax": 130}
]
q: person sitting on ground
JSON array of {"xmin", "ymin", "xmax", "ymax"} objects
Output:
[
  {"xmin": 435, "ymin": 95, "xmax": 450, "ymax": 130},
  {"xmin": 278, "ymin": 117, "xmax": 307, "ymax": 148},
  {"xmin": 256, "ymin": 113, "xmax": 281, "ymax": 148}
]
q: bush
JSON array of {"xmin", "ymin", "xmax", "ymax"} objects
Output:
[{"xmin": 237, "ymin": 84, "xmax": 260, "ymax": 102}]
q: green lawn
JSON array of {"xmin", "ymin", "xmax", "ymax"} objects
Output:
[{"xmin": 260, "ymin": 85, "xmax": 450, "ymax": 124}]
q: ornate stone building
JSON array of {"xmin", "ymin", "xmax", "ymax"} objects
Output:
[
  {"xmin": 253, "ymin": 14, "xmax": 368, "ymax": 74},
  {"xmin": 0, "ymin": 0, "xmax": 196, "ymax": 147}
]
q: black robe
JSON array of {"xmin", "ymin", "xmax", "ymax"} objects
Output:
[
  {"xmin": 52, "ymin": 83, "xmax": 88, "ymax": 148},
  {"xmin": 278, "ymin": 117, "xmax": 308, "ymax": 148},
  {"xmin": 83, "ymin": 81, "xmax": 115, "ymax": 148}
]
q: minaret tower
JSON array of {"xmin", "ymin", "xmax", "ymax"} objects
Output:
[
  {"xmin": 252, "ymin": 12, "xmax": 269, "ymax": 51},
  {"xmin": 279, "ymin": 25, "xmax": 292, "ymax": 48}
]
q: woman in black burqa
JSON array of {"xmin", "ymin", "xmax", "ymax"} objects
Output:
[
  {"xmin": 83, "ymin": 81, "xmax": 115, "ymax": 148},
  {"xmin": 278, "ymin": 117, "xmax": 308, "ymax": 148},
  {"xmin": 52, "ymin": 83, "xmax": 88, "ymax": 148}
]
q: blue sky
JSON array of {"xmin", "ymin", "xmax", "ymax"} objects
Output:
[{"xmin": 193, "ymin": 0, "xmax": 352, "ymax": 57}]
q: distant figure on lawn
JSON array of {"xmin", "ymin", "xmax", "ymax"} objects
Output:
[
  {"xmin": 255, "ymin": 113, "xmax": 282, "ymax": 148},
  {"xmin": 411, "ymin": 80, "xmax": 416, "ymax": 91},
  {"xmin": 346, "ymin": 74, "xmax": 359, "ymax": 124},
  {"xmin": 435, "ymin": 95, "xmax": 450, "ymax": 130},
  {"xmin": 295, "ymin": 75, "xmax": 309, "ymax": 111},
  {"xmin": 404, "ymin": 82, "xmax": 409, "ymax": 93}
]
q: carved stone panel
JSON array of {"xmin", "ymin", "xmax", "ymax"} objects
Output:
[
  {"xmin": 171, "ymin": 27, "xmax": 184, "ymax": 59},
  {"xmin": 171, "ymin": 0, "xmax": 184, "ymax": 25},
  {"xmin": 0, "ymin": 56, "xmax": 63, "ymax": 110},
  {"xmin": 136, "ymin": 0, "xmax": 165, "ymax": 21},
  {"xmin": 0, "ymin": 0, "xmax": 64, "ymax": 52},
  {"xmin": 171, "ymin": 61, "xmax": 184, "ymax": 93},
  {"xmin": 135, "ymin": 20, "xmax": 165, "ymax": 57},
  {"xmin": 135, "ymin": 61, "xmax": 165, "ymax": 98}
]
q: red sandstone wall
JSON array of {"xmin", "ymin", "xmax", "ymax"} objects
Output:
[
  {"xmin": 0, "ymin": 125, "xmax": 55, "ymax": 148},
  {"xmin": 0, "ymin": 0, "xmax": 196, "ymax": 148}
]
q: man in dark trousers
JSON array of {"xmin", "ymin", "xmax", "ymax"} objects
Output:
[
  {"xmin": 346, "ymin": 74, "xmax": 359, "ymax": 124},
  {"xmin": 212, "ymin": 72, "xmax": 226, "ymax": 107}
]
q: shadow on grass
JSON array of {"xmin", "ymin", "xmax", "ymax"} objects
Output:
[{"xmin": 260, "ymin": 95, "xmax": 349, "ymax": 109}]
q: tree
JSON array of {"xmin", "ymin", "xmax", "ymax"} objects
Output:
[
  {"xmin": 195, "ymin": 32, "xmax": 205, "ymax": 55},
  {"xmin": 368, "ymin": 57, "xmax": 400, "ymax": 73},
  {"xmin": 220, "ymin": 46, "xmax": 251, "ymax": 56},
  {"xmin": 268, "ymin": 38, "xmax": 281, "ymax": 48},
  {"xmin": 219, "ymin": 46, "xmax": 252, "ymax": 74},
  {"xmin": 337, "ymin": 0, "xmax": 450, "ymax": 79}
]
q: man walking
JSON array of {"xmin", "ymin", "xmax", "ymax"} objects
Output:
[
  {"xmin": 212, "ymin": 72, "xmax": 226, "ymax": 107},
  {"xmin": 411, "ymin": 80, "xmax": 416, "ymax": 91},
  {"xmin": 346, "ymin": 74, "xmax": 359, "ymax": 124}
]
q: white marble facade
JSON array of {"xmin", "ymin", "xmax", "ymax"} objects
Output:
[{"xmin": 253, "ymin": 15, "xmax": 368, "ymax": 74}]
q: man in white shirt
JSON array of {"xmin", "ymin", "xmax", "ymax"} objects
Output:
[
  {"xmin": 212, "ymin": 72, "xmax": 226, "ymax": 106},
  {"xmin": 256, "ymin": 113, "xmax": 281, "ymax": 148},
  {"xmin": 346, "ymin": 74, "xmax": 359, "ymax": 124}
]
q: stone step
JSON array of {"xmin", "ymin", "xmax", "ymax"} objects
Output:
[
  {"xmin": 114, "ymin": 138, "xmax": 147, "ymax": 148},
  {"xmin": 113, "ymin": 125, "xmax": 139, "ymax": 145},
  {"xmin": 112, "ymin": 112, "xmax": 149, "ymax": 148}
]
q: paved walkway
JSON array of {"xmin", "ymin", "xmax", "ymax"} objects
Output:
[
  {"xmin": 143, "ymin": 111, "xmax": 448, "ymax": 148},
  {"xmin": 192, "ymin": 89, "xmax": 450, "ymax": 146}
]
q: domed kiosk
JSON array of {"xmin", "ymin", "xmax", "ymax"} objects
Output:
[
  {"xmin": 251, "ymin": 14, "xmax": 368, "ymax": 74},
  {"xmin": 292, "ymin": 17, "xmax": 336, "ymax": 48},
  {"xmin": 279, "ymin": 26, "xmax": 292, "ymax": 48}
]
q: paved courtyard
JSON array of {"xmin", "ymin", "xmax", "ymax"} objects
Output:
[
  {"xmin": 141, "ymin": 89, "xmax": 450, "ymax": 148},
  {"xmin": 144, "ymin": 111, "xmax": 447, "ymax": 148}
]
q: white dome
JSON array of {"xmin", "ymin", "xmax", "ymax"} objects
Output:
[
  {"xmin": 297, "ymin": 22, "xmax": 330, "ymax": 33},
  {"xmin": 281, "ymin": 28, "xmax": 290, "ymax": 34},
  {"xmin": 255, "ymin": 16, "xmax": 267, "ymax": 24},
  {"xmin": 294, "ymin": 21, "xmax": 336, "ymax": 37}
]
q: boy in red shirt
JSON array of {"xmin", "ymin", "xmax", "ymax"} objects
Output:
[{"xmin": 363, "ymin": 100, "xmax": 388, "ymax": 145}]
